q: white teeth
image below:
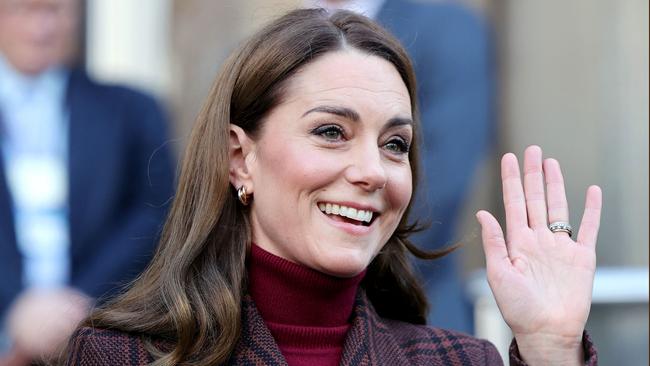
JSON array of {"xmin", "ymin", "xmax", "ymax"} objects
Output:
[
  {"xmin": 318, "ymin": 203, "xmax": 375, "ymax": 224},
  {"xmin": 346, "ymin": 208, "xmax": 357, "ymax": 219},
  {"xmin": 357, "ymin": 211, "xmax": 370, "ymax": 221}
]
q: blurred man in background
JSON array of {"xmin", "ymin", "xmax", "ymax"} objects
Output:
[
  {"xmin": 310, "ymin": 0, "xmax": 495, "ymax": 333},
  {"xmin": 0, "ymin": 0, "xmax": 175, "ymax": 363}
]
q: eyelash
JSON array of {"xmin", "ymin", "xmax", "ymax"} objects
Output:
[
  {"xmin": 384, "ymin": 137, "xmax": 410, "ymax": 154},
  {"xmin": 310, "ymin": 124, "xmax": 411, "ymax": 155},
  {"xmin": 311, "ymin": 124, "xmax": 345, "ymax": 141}
]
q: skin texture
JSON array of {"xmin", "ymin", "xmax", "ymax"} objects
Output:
[
  {"xmin": 477, "ymin": 145, "xmax": 602, "ymax": 365},
  {"xmin": 0, "ymin": 0, "xmax": 78, "ymax": 75},
  {"xmin": 229, "ymin": 49, "xmax": 413, "ymax": 277},
  {"xmin": 6, "ymin": 289, "xmax": 91, "ymax": 360}
]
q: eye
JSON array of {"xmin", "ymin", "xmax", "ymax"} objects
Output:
[
  {"xmin": 384, "ymin": 136, "xmax": 410, "ymax": 154},
  {"xmin": 311, "ymin": 124, "xmax": 345, "ymax": 142}
]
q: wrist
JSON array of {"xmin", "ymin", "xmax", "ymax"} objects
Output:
[{"xmin": 514, "ymin": 332, "xmax": 584, "ymax": 366}]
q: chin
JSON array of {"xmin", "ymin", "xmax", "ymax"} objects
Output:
[
  {"xmin": 13, "ymin": 59, "xmax": 49, "ymax": 76},
  {"xmin": 312, "ymin": 248, "xmax": 374, "ymax": 278},
  {"xmin": 11, "ymin": 49, "xmax": 59, "ymax": 75}
]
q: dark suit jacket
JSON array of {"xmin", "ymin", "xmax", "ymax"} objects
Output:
[
  {"xmin": 63, "ymin": 291, "xmax": 598, "ymax": 365},
  {"xmin": 0, "ymin": 68, "xmax": 175, "ymax": 317},
  {"xmin": 377, "ymin": 0, "xmax": 495, "ymax": 332}
]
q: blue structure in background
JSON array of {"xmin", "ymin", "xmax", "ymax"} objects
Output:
[{"xmin": 377, "ymin": 0, "xmax": 495, "ymax": 333}]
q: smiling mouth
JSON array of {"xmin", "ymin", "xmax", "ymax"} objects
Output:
[{"xmin": 317, "ymin": 202, "xmax": 378, "ymax": 227}]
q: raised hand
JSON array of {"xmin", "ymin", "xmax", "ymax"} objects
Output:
[{"xmin": 476, "ymin": 145, "xmax": 602, "ymax": 365}]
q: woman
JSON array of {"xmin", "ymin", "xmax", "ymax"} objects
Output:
[{"xmin": 64, "ymin": 8, "xmax": 601, "ymax": 366}]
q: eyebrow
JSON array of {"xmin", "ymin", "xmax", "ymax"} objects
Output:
[
  {"xmin": 301, "ymin": 105, "xmax": 413, "ymax": 127},
  {"xmin": 385, "ymin": 116, "xmax": 413, "ymax": 129},
  {"xmin": 302, "ymin": 105, "xmax": 360, "ymax": 121}
]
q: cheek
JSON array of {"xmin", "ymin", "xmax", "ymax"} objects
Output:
[
  {"xmin": 388, "ymin": 166, "xmax": 413, "ymax": 212},
  {"xmin": 255, "ymin": 141, "xmax": 341, "ymax": 191}
]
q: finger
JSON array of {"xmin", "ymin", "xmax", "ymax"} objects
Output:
[
  {"xmin": 543, "ymin": 158, "xmax": 570, "ymax": 236},
  {"xmin": 577, "ymin": 185, "xmax": 602, "ymax": 247},
  {"xmin": 523, "ymin": 145, "xmax": 547, "ymax": 228},
  {"xmin": 476, "ymin": 210, "xmax": 511, "ymax": 271},
  {"xmin": 501, "ymin": 153, "xmax": 528, "ymax": 238}
]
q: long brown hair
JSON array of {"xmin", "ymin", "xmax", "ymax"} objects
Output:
[{"xmin": 79, "ymin": 8, "xmax": 452, "ymax": 365}]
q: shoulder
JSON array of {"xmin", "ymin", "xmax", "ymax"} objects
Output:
[
  {"xmin": 387, "ymin": 0, "xmax": 484, "ymax": 24},
  {"xmin": 66, "ymin": 68, "xmax": 169, "ymax": 138},
  {"xmin": 67, "ymin": 68, "xmax": 162, "ymax": 112},
  {"xmin": 379, "ymin": 0, "xmax": 490, "ymax": 72},
  {"xmin": 381, "ymin": 0, "xmax": 485, "ymax": 32},
  {"xmin": 65, "ymin": 327, "xmax": 154, "ymax": 366},
  {"xmin": 381, "ymin": 319, "xmax": 503, "ymax": 365}
]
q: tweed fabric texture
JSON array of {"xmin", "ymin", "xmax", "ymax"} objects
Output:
[
  {"xmin": 65, "ymin": 291, "xmax": 597, "ymax": 365},
  {"xmin": 509, "ymin": 331, "xmax": 598, "ymax": 366}
]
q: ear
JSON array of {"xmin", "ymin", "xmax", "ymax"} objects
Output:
[{"xmin": 229, "ymin": 124, "xmax": 256, "ymax": 193}]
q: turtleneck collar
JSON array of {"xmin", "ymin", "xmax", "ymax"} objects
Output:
[
  {"xmin": 248, "ymin": 243, "xmax": 366, "ymax": 328},
  {"xmin": 248, "ymin": 243, "xmax": 368, "ymax": 366}
]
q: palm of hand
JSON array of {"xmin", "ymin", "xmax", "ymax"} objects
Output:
[
  {"xmin": 478, "ymin": 146, "xmax": 602, "ymax": 342},
  {"xmin": 490, "ymin": 225, "xmax": 596, "ymax": 338}
]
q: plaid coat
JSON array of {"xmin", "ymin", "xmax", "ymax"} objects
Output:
[{"xmin": 65, "ymin": 292, "xmax": 597, "ymax": 365}]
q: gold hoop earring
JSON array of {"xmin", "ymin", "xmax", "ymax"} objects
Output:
[{"xmin": 237, "ymin": 186, "xmax": 250, "ymax": 206}]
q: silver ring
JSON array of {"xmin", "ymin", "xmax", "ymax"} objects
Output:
[{"xmin": 549, "ymin": 221, "xmax": 573, "ymax": 237}]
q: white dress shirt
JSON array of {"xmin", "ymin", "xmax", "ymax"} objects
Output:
[{"xmin": 0, "ymin": 54, "xmax": 70, "ymax": 289}]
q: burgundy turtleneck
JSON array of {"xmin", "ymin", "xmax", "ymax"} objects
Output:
[{"xmin": 247, "ymin": 244, "xmax": 365, "ymax": 366}]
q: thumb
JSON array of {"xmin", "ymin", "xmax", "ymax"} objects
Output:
[{"xmin": 476, "ymin": 210, "xmax": 510, "ymax": 272}]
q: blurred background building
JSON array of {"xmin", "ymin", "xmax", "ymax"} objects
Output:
[{"xmin": 83, "ymin": 0, "xmax": 648, "ymax": 364}]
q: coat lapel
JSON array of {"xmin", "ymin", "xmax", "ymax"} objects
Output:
[
  {"xmin": 0, "ymin": 108, "xmax": 22, "ymax": 316},
  {"xmin": 228, "ymin": 292, "xmax": 412, "ymax": 366},
  {"xmin": 340, "ymin": 292, "xmax": 411, "ymax": 366},
  {"xmin": 65, "ymin": 69, "xmax": 94, "ymax": 254},
  {"xmin": 227, "ymin": 295, "xmax": 288, "ymax": 366}
]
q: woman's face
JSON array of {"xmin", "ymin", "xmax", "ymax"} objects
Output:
[{"xmin": 243, "ymin": 49, "xmax": 413, "ymax": 277}]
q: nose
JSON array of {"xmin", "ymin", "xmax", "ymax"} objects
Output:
[{"xmin": 344, "ymin": 142, "xmax": 388, "ymax": 192}]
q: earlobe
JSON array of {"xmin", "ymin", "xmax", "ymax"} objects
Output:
[{"xmin": 228, "ymin": 125, "xmax": 255, "ymax": 193}]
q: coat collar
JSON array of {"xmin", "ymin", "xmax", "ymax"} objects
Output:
[{"xmin": 227, "ymin": 291, "xmax": 412, "ymax": 366}]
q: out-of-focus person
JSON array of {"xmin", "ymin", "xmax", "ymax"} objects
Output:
[
  {"xmin": 308, "ymin": 0, "xmax": 495, "ymax": 332},
  {"xmin": 0, "ymin": 0, "xmax": 175, "ymax": 363}
]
